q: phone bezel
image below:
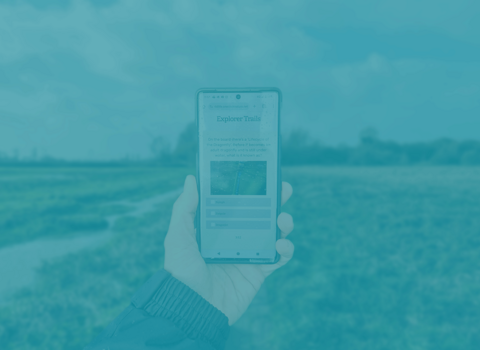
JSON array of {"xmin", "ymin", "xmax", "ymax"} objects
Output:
[{"xmin": 195, "ymin": 87, "xmax": 282, "ymax": 264}]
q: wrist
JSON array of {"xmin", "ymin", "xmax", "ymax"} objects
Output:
[{"xmin": 131, "ymin": 270, "xmax": 229, "ymax": 350}]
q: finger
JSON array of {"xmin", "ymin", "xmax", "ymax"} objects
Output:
[
  {"xmin": 277, "ymin": 212, "xmax": 294, "ymax": 238},
  {"xmin": 167, "ymin": 175, "xmax": 198, "ymax": 240},
  {"xmin": 281, "ymin": 182, "xmax": 293, "ymax": 206},
  {"xmin": 259, "ymin": 239, "xmax": 294, "ymax": 277},
  {"xmin": 274, "ymin": 238, "xmax": 295, "ymax": 269}
]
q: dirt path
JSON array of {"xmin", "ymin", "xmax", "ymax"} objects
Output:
[{"xmin": 0, "ymin": 187, "xmax": 182, "ymax": 300}]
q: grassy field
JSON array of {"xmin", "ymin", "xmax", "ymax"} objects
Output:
[
  {"xmin": 0, "ymin": 166, "xmax": 190, "ymax": 247},
  {"xmin": 1, "ymin": 166, "xmax": 480, "ymax": 349}
]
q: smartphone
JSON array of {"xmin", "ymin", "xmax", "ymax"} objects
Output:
[{"xmin": 195, "ymin": 88, "xmax": 282, "ymax": 264}]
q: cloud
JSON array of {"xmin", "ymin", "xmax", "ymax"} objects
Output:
[{"xmin": 0, "ymin": 0, "xmax": 479, "ymax": 159}]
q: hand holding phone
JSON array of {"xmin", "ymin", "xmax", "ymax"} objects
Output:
[
  {"xmin": 164, "ymin": 175, "xmax": 294, "ymax": 325},
  {"xmin": 196, "ymin": 88, "xmax": 282, "ymax": 263}
]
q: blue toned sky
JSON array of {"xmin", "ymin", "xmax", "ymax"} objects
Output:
[{"xmin": 0, "ymin": 0, "xmax": 479, "ymax": 160}]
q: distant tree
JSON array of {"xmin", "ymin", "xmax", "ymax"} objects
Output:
[
  {"xmin": 282, "ymin": 129, "xmax": 312, "ymax": 165},
  {"xmin": 430, "ymin": 138, "xmax": 460, "ymax": 165},
  {"xmin": 282, "ymin": 130, "xmax": 352, "ymax": 165},
  {"xmin": 460, "ymin": 141, "xmax": 480, "ymax": 165},
  {"xmin": 171, "ymin": 122, "xmax": 197, "ymax": 166},
  {"xmin": 349, "ymin": 128, "xmax": 405, "ymax": 165},
  {"xmin": 283, "ymin": 129, "xmax": 310, "ymax": 148},
  {"xmin": 359, "ymin": 127, "xmax": 379, "ymax": 145},
  {"xmin": 150, "ymin": 136, "xmax": 172, "ymax": 164},
  {"xmin": 403, "ymin": 142, "xmax": 432, "ymax": 164}
]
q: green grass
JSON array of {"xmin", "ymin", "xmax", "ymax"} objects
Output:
[
  {"xmin": 0, "ymin": 166, "xmax": 190, "ymax": 247},
  {"xmin": 211, "ymin": 161, "xmax": 267, "ymax": 195},
  {"xmin": 1, "ymin": 166, "xmax": 480, "ymax": 350},
  {"xmin": 264, "ymin": 167, "xmax": 480, "ymax": 350}
]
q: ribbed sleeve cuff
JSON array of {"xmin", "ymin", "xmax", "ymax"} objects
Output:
[{"xmin": 133, "ymin": 270, "xmax": 230, "ymax": 350}]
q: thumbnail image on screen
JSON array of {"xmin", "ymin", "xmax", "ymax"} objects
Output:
[{"xmin": 210, "ymin": 161, "xmax": 267, "ymax": 195}]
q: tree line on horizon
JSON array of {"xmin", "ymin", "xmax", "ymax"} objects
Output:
[
  {"xmin": 1, "ymin": 122, "xmax": 480, "ymax": 166},
  {"xmin": 282, "ymin": 128, "xmax": 480, "ymax": 166},
  {"xmin": 149, "ymin": 123, "xmax": 480, "ymax": 166}
]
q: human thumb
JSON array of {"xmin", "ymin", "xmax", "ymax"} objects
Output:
[{"xmin": 167, "ymin": 175, "xmax": 198, "ymax": 239}]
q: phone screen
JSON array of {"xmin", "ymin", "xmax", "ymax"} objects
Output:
[{"xmin": 197, "ymin": 90, "xmax": 280, "ymax": 263}]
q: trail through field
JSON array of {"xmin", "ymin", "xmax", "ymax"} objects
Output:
[{"xmin": 0, "ymin": 187, "xmax": 182, "ymax": 301}]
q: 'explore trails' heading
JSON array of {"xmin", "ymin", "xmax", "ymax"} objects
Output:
[{"xmin": 217, "ymin": 116, "xmax": 261, "ymax": 123}]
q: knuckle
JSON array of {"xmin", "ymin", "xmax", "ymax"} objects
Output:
[{"xmin": 285, "ymin": 212, "xmax": 293, "ymax": 222}]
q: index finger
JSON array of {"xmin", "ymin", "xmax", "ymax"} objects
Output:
[{"xmin": 281, "ymin": 182, "xmax": 293, "ymax": 206}]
